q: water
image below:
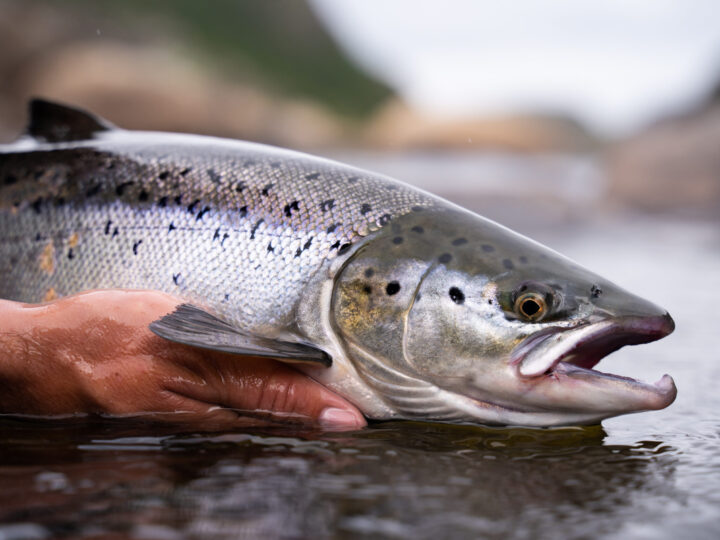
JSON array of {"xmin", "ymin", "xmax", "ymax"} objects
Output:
[{"xmin": 1, "ymin": 153, "xmax": 718, "ymax": 539}]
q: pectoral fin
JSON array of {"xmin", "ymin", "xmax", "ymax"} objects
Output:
[{"xmin": 149, "ymin": 304, "xmax": 331, "ymax": 367}]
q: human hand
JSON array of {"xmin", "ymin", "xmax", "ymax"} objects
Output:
[{"xmin": 0, "ymin": 290, "xmax": 366, "ymax": 430}]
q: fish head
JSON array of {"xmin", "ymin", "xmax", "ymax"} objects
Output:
[{"xmin": 332, "ymin": 208, "xmax": 676, "ymax": 426}]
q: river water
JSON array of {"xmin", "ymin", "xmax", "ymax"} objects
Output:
[{"xmin": 1, "ymin": 152, "xmax": 718, "ymax": 539}]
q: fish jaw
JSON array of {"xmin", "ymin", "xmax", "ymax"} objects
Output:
[{"xmin": 506, "ymin": 313, "xmax": 677, "ymax": 421}]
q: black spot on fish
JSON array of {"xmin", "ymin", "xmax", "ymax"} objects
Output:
[
  {"xmin": 34, "ymin": 233, "xmax": 43, "ymax": 242},
  {"xmin": 138, "ymin": 190, "xmax": 149, "ymax": 202},
  {"xmin": 12, "ymin": 201, "xmax": 20, "ymax": 209},
  {"xmin": 378, "ymin": 214, "xmax": 392, "ymax": 226},
  {"xmin": 213, "ymin": 228, "xmax": 221, "ymax": 241},
  {"xmin": 261, "ymin": 183, "xmax": 274, "ymax": 196},
  {"xmin": 330, "ymin": 240, "xmax": 341, "ymax": 250},
  {"xmin": 221, "ymin": 233, "xmax": 229, "ymax": 246},
  {"xmin": 503, "ymin": 259, "xmax": 514, "ymax": 270},
  {"xmin": 172, "ymin": 273, "xmax": 181, "ymax": 285},
  {"xmin": 295, "ymin": 237, "xmax": 314, "ymax": 257},
  {"xmin": 591, "ymin": 284, "xmax": 603, "ymax": 298},
  {"xmin": 305, "ymin": 173, "xmax": 320, "ymax": 181},
  {"xmin": 4, "ymin": 174, "xmax": 17, "ymax": 185},
  {"xmin": 187, "ymin": 199, "xmax": 200, "ymax": 213},
  {"xmin": 168, "ymin": 222, "xmax": 176, "ymax": 232},
  {"xmin": 393, "ymin": 236, "xmax": 404, "ymax": 245},
  {"xmin": 158, "ymin": 171, "xmax": 170, "ymax": 180},
  {"xmin": 116, "ymin": 181, "xmax": 134, "ymax": 196},
  {"xmin": 67, "ymin": 248, "xmax": 75, "ymax": 260},
  {"xmin": 235, "ymin": 181, "xmax": 247, "ymax": 193},
  {"xmin": 449, "ymin": 287, "xmax": 465, "ymax": 305},
  {"xmin": 519, "ymin": 256, "xmax": 528, "ymax": 264},
  {"xmin": 30, "ymin": 197, "xmax": 43, "ymax": 214},
  {"xmin": 250, "ymin": 219, "xmax": 264, "ymax": 239},
  {"xmin": 439, "ymin": 253, "xmax": 452, "ymax": 264},
  {"xmin": 112, "ymin": 227, "xmax": 119, "ymax": 238},
  {"xmin": 104, "ymin": 220, "xmax": 112, "ymax": 235},
  {"xmin": 132, "ymin": 240, "xmax": 142, "ymax": 255},
  {"xmin": 385, "ymin": 184, "xmax": 398, "ymax": 191},
  {"xmin": 411, "ymin": 226, "xmax": 424, "ymax": 234},
  {"xmin": 363, "ymin": 285, "xmax": 372, "ymax": 295},
  {"xmin": 386, "ymin": 282, "xmax": 400, "ymax": 296},
  {"xmin": 179, "ymin": 167, "xmax": 192, "ymax": 176},
  {"xmin": 411, "ymin": 206, "xmax": 424, "ymax": 212},
  {"xmin": 481, "ymin": 244, "xmax": 495, "ymax": 253},
  {"xmin": 360, "ymin": 204, "xmax": 371, "ymax": 215},
  {"xmin": 338, "ymin": 243, "xmax": 352, "ymax": 255},
  {"xmin": 224, "ymin": 293, "xmax": 230, "ymax": 302},
  {"xmin": 196, "ymin": 206, "xmax": 211, "ymax": 221},
  {"xmin": 158, "ymin": 196, "xmax": 168, "ymax": 208},
  {"xmin": 239, "ymin": 205, "xmax": 248, "ymax": 217},
  {"xmin": 85, "ymin": 184, "xmax": 101, "ymax": 197},
  {"xmin": 326, "ymin": 223, "xmax": 339, "ymax": 234},
  {"xmin": 364, "ymin": 268, "xmax": 374, "ymax": 278},
  {"xmin": 267, "ymin": 241, "xmax": 275, "ymax": 253},
  {"xmin": 452, "ymin": 237, "xmax": 468, "ymax": 246},
  {"xmin": 284, "ymin": 200, "xmax": 300, "ymax": 217},
  {"xmin": 207, "ymin": 169, "xmax": 222, "ymax": 183},
  {"xmin": 320, "ymin": 199, "xmax": 335, "ymax": 212},
  {"xmin": 54, "ymin": 197, "xmax": 65, "ymax": 207},
  {"xmin": 348, "ymin": 176, "xmax": 359, "ymax": 184},
  {"xmin": 174, "ymin": 194, "xmax": 183, "ymax": 205}
]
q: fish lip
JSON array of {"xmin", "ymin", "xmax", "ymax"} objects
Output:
[
  {"xmin": 505, "ymin": 312, "xmax": 677, "ymax": 415},
  {"xmin": 512, "ymin": 313, "xmax": 675, "ymax": 380}
]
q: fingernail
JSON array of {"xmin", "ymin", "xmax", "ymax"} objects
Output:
[{"xmin": 318, "ymin": 407, "xmax": 365, "ymax": 429}]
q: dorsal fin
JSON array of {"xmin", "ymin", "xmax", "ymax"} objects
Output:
[{"xmin": 27, "ymin": 98, "xmax": 115, "ymax": 142}]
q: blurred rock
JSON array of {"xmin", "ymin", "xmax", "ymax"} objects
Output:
[
  {"xmin": 364, "ymin": 99, "xmax": 597, "ymax": 152},
  {"xmin": 607, "ymin": 104, "xmax": 720, "ymax": 216},
  {"xmin": 13, "ymin": 42, "xmax": 347, "ymax": 149},
  {"xmin": 0, "ymin": 0, "xmax": 375, "ymax": 148}
]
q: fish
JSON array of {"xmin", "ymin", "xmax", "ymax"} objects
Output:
[{"xmin": 0, "ymin": 99, "xmax": 676, "ymax": 426}]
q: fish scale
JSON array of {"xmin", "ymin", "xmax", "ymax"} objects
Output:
[{"xmin": 0, "ymin": 133, "xmax": 435, "ymax": 334}]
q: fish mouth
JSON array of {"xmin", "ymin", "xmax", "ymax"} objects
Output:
[{"xmin": 511, "ymin": 314, "xmax": 677, "ymax": 414}]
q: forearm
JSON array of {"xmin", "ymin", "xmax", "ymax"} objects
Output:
[{"xmin": 0, "ymin": 299, "xmax": 90, "ymax": 415}]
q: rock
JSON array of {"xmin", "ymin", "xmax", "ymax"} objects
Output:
[
  {"xmin": 607, "ymin": 105, "xmax": 720, "ymax": 215},
  {"xmin": 364, "ymin": 99, "xmax": 597, "ymax": 152}
]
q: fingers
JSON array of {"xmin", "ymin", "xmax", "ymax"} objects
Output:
[{"xmin": 161, "ymin": 354, "xmax": 366, "ymax": 430}]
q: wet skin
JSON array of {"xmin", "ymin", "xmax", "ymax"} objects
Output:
[{"xmin": 0, "ymin": 290, "xmax": 366, "ymax": 430}]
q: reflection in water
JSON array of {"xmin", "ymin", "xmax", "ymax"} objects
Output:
[{"xmin": 0, "ymin": 418, "xmax": 679, "ymax": 539}]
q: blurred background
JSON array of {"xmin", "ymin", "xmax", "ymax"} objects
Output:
[{"xmin": 1, "ymin": 0, "xmax": 719, "ymax": 224}]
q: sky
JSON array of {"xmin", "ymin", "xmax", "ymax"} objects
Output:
[{"xmin": 310, "ymin": 0, "xmax": 720, "ymax": 136}]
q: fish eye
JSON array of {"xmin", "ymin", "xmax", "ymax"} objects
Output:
[{"xmin": 514, "ymin": 292, "xmax": 548, "ymax": 322}]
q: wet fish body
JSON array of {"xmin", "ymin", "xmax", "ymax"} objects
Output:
[{"xmin": 0, "ymin": 100, "xmax": 676, "ymax": 426}]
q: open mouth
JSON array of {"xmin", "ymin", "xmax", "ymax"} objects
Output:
[{"xmin": 511, "ymin": 314, "xmax": 677, "ymax": 409}]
